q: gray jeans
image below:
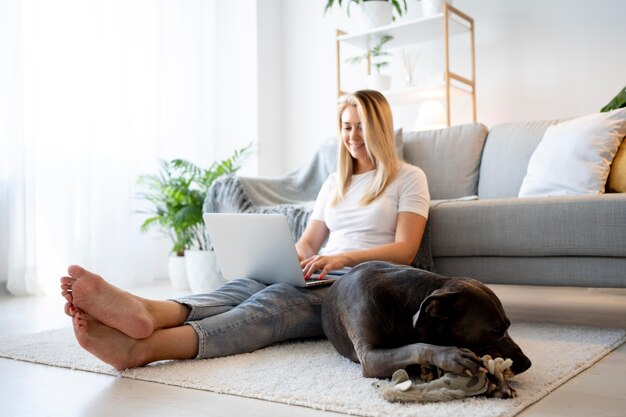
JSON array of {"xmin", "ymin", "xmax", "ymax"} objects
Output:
[{"xmin": 174, "ymin": 278, "xmax": 329, "ymax": 359}]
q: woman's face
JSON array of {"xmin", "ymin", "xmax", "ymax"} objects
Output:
[{"xmin": 341, "ymin": 105, "xmax": 371, "ymax": 171}]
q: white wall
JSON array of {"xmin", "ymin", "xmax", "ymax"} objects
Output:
[
  {"xmin": 214, "ymin": 0, "xmax": 259, "ymax": 175},
  {"xmin": 214, "ymin": 0, "xmax": 284, "ymax": 177},
  {"xmin": 276, "ymin": 0, "xmax": 626, "ymax": 174},
  {"xmin": 464, "ymin": 0, "xmax": 626, "ymax": 126},
  {"xmin": 257, "ymin": 0, "xmax": 284, "ymax": 176}
]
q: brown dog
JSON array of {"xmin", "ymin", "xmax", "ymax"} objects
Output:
[{"xmin": 321, "ymin": 261, "xmax": 532, "ymax": 378}]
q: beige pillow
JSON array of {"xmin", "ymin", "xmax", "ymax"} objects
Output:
[{"xmin": 607, "ymin": 138, "xmax": 626, "ymax": 192}]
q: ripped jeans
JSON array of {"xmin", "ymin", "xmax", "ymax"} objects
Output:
[{"xmin": 174, "ymin": 278, "xmax": 329, "ymax": 359}]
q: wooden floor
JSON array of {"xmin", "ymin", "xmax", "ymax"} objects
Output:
[{"xmin": 1, "ymin": 282, "xmax": 625, "ymax": 417}]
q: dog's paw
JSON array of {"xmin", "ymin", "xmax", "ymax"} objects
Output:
[{"xmin": 432, "ymin": 346, "xmax": 484, "ymax": 377}]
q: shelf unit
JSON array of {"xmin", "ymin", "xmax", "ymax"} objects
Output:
[{"xmin": 335, "ymin": 3, "xmax": 476, "ymax": 126}]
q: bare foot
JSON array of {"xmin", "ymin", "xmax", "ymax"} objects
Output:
[
  {"xmin": 73, "ymin": 312, "xmax": 149, "ymax": 371},
  {"xmin": 60, "ymin": 265, "xmax": 155, "ymax": 339}
]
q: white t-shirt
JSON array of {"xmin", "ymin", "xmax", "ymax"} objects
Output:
[{"xmin": 310, "ymin": 162, "xmax": 430, "ymax": 256}]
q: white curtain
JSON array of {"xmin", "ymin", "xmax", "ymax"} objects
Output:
[{"xmin": 0, "ymin": 0, "xmax": 220, "ymax": 294}]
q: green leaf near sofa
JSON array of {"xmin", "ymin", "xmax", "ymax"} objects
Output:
[
  {"xmin": 600, "ymin": 86, "xmax": 626, "ymax": 113},
  {"xmin": 602, "ymin": 86, "xmax": 626, "ymax": 193}
]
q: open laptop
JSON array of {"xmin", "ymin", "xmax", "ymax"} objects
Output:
[{"xmin": 203, "ymin": 213, "xmax": 349, "ymax": 287}]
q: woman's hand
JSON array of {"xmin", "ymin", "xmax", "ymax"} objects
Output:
[{"xmin": 301, "ymin": 254, "xmax": 350, "ymax": 280}]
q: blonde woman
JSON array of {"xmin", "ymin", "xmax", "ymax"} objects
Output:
[{"xmin": 60, "ymin": 90, "xmax": 430, "ymax": 370}]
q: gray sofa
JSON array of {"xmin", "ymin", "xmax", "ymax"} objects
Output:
[{"xmin": 204, "ymin": 119, "xmax": 626, "ymax": 288}]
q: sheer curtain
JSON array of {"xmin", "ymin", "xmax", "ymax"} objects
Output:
[{"xmin": 0, "ymin": 0, "xmax": 220, "ymax": 294}]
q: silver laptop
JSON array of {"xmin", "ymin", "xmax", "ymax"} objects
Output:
[{"xmin": 203, "ymin": 213, "xmax": 349, "ymax": 287}]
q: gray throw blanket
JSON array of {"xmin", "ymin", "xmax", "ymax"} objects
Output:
[{"xmin": 203, "ymin": 138, "xmax": 434, "ymax": 272}]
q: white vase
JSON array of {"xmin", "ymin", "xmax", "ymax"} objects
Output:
[
  {"xmin": 185, "ymin": 249, "xmax": 226, "ymax": 293},
  {"xmin": 421, "ymin": 0, "xmax": 452, "ymax": 18},
  {"xmin": 167, "ymin": 255, "xmax": 189, "ymax": 290},
  {"xmin": 368, "ymin": 74, "xmax": 392, "ymax": 91},
  {"xmin": 358, "ymin": 1, "xmax": 393, "ymax": 30}
]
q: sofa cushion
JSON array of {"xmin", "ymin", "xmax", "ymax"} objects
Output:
[
  {"xmin": 403, "ymin": 123, "xmax": 488, "ymax": 200},
  {"xmin": 607, "ymin": 139, "xmax": 626, "ymax": 192},
  {"xmin": 434, "ymin": 256, "xmax": 626, "ymax": 287},
  {"xmin": 518, "ymin": 108, "xmax": 626, "ymax": 197},
  {"xmin": 478, "ymin": 119, "xmax": 562, "ymax": 199},
  {"xmin": 429, "ymin": 194, "xmax": 626, "ymax": 257}
]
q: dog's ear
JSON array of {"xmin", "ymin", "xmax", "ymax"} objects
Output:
[{"xmin": 413, "ymin": 290, "xmax": 461, "ymax": 327}]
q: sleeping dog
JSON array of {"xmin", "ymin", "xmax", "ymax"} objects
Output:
[{"xmin": 321, "ymin": 261, "xmax": 532, "ymax": 379}]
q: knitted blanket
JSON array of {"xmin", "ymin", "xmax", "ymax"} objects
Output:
[{"xmin": 203, "ymin": 138, "xmax": 434, "ymax": 271}]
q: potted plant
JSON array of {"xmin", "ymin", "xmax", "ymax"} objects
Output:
[
  {"xmin": 420, "ymin": 0, "xmax": 453, "ymax": 18},
  {"xmin": 325, "ymin": 0, "xmax": 407, "ymax": 29},
  {"xmin": 137, "ymin": 144, "xmax": 252, "ymax": 291},
  {"xmin": 324, "ymin": 0, "xmax": 407, "ymax": 17},
  {"xmin": 346, "ymin": 34, "xmax": 394, "ymax": 91}
]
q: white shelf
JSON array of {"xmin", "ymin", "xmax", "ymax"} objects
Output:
[
  {"xmin": 339, "ymin": 84, "xmax": 472, "ymax": 106},
  {"xmin": 337, "ymin": 14, "xmax": 470, "ymax": 50},
  {"xmin": 335, "ymin": 4, "xmax": 476, "ymax": 124},
  {"xmin": 383, "ymin": 84, "xmax": 473, "ymax": 106}
]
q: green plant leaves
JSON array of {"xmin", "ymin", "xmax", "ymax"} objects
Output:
[
  {"xmin": 324, "ymin": 0, "xmax": 407, "ymax": 17},
  {"xmin": 345, "ymin": 34, "xmax": 394, "ymax": 75},
  {"xmin": 136, "ymin": 143, "xmax": 253, "ymax": 255},
  {"xmin": 391, "ymin": 0, "xmax": 407, "ymax": 17},
  {"xmin": 600, "ymin": 86, "xmax": 626, "ymax": 112}
]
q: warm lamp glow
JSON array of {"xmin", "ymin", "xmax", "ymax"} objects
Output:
[{"xmin": 414, "ymin": 100, "xmax": 447, "ymax": 131}]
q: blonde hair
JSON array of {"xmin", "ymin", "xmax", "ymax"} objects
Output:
[{"xmin": 333, "ymin": 90, "xmax": 400, "ymax": 206}]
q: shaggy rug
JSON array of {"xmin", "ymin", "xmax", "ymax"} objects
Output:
[{"xmin": 0, "ymin": 322, "xmax": 624, "ymax": 417}]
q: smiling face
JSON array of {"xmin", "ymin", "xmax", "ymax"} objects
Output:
[{"xmin": 341, "ymin": 105, "xmax": 374, "ymax": 174}]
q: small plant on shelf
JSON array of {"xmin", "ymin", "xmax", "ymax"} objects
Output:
[
  {"xmin": 345, "ymin": 34, "xmax": 394, "ymax": 75},
  {"xmin": 324, "ymin": 0, "xmax": 408, "ymax": 17}
]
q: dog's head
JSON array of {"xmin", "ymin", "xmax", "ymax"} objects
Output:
[{"xmin": 412, "ymin": 279, "xmax": 531, "ymax": 375}]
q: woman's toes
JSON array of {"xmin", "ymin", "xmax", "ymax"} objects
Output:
[
  {"xmin": 60, "ymin": 276, "xmax": 77, "ymax": 286},
  {"xmin": 68, "ymin": 265, "xmax": 100, "ymax": 280},
  {"xmin": 73, "ymin": 313, "xmax": 86, "ymax": 331},
  {"xmin": 67, "ymin": 265, "xmax": 85, "ymax": 277},
  {"xmin": 64, "ymin": 302, "xmax": 78, "ymax": 317}
]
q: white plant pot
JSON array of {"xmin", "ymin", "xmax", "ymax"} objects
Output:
[
  {"xmin": 185, "ymin": 249, "xmax": 226, "ymax": 293},
  {"xmin": 358, "ymin": 1, "xmax": 393, "ymax": 30},
  {"xmin": 167, "ymin": 255, "xmax": 189, "ymax": 290},
  {"xmin": 421, "ymin": 0, "xmax": 452, "ymax": 18},
  {"xmin": 368, "ymin": 74, "xmax": 392, "ymax": 91}
]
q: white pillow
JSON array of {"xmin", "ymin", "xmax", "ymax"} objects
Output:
[{"xmin": 518, "ymin": 108, "xmax": 626, "ymax": 197}]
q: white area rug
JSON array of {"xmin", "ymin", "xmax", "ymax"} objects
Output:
[{"xmin": 0, "ymin": 323, "xmax": 624, "ymax": 417}]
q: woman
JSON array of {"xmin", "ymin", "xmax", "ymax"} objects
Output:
[{"xmin": 60, "ymin": 90, "xmax": 430, "ymax": 370}]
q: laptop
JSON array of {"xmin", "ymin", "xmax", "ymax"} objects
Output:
[{"xmin": 203, "ymin": 213, "xmax": 349, "ymax": 287}]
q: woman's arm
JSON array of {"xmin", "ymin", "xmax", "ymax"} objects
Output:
[
  {"xmin": 295, "ymin": 219, "xmax": 329, "ymax": 261},
  {"xmin": 301, "ymin": 211, "xmax": 427, "ymax": 279}
]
